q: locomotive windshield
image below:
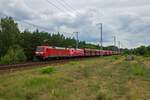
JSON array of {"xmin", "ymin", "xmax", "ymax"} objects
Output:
[{"xmin": 36, "ymin": 47, "xmax": 44, "ymax": 52}]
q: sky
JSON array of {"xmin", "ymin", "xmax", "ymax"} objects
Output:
[{"xmin": 0, "ymin": 0, "xmax": 150, "ymax": 48}]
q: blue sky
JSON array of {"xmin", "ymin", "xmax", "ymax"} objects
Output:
[{"xmin": 0, "ymin": 0, "xmax": 150, "ymax": 48}]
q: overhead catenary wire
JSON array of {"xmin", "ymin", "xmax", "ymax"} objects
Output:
[
  {"xmin": 17, "ymin": 20, "xmax": 52, "ymax": 32},
  {"xmin": 54, "ymin": 0, "xmax": 77, "ymax": 16},
  {"xmin": 45, "ymin": 0, "xmax": 75, "ymax": 17},
  {"xmin": 61, "ymin": 0, "xmax": 81, "ymax": 15},
  {"xmin": 0, "ymin": 12, "xmax": 54, "ymax": 32}
]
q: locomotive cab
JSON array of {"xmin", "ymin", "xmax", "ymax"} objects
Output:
[{"xmin": 35, "ymin": 46, "xmax": 47, "ymax": 59}]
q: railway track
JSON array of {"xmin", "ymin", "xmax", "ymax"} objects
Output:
[
  {"xmin": 0, "ymin": 58, "xmax": 80, "ymax": 71},
  {"xmin": 0, "ymin": 56, "xmax": 109, "ymax": 72}
]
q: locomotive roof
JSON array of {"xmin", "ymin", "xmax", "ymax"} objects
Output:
[
  {"xmin": 38, "ymin": 46, "xmax": 83, "ymax": 50},
  {"xmin": 37, "ymin": 46, "xmax": 114, "ymax": 52}
]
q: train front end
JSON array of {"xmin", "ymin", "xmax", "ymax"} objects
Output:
[{"xmin": 35, "ymin": 46, "xmax": 47, "ymax": 60}]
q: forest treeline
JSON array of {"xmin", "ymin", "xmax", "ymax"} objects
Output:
[{"xmin": 124, "ymin": 46, "xmax": 150, "ymax": 56}]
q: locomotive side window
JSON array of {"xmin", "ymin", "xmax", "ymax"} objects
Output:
[{"xmin": 36, "ymin": 47, "xmax": 44, "ymax": 52}]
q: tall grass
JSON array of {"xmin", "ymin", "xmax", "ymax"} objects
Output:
[
  {"xmin": 131, "ymin": 64, "xmax": 144, "ymax": 76},
  {"xmin": 0, "ymin": 56, "xmax": 150, "ymax": 100}
]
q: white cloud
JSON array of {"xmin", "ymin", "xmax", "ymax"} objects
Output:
[{"xmin": 0, "ymin": 0, "xmax": 150, "ymax": 48}]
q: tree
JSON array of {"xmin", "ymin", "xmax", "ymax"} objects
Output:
[
  {"xmin": 0, "ymin": 45, "xmax": 26, "ymax": 64},
  {"xmin": 19, "ymin": 30, "xmax": 33, "ymax": 60},
  {"xmin": 135, "ymin": 46, "xmax": 147, "ymax": 56},
  {"xmin": 104, "ymin": 46, "xmax": 118, "ymax": 51},
  {"xmin": 0, "ymin": 17, "xmax": 20, "ymax": 57},
  {"xmin": 147, "ymin": 46, "xmax": 150, "ymax": 56},
  {"xmin": 123, "ymin": 45, "xmax": 150, "ymax": 56}
]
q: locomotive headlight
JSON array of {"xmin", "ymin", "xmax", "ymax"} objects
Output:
[
  {"xmin": 35, "ymin": 52, "xmax": 39, "ymax": 54},
  {"xmin": 36, "ymin": 52, "xmax": 43, "ymax": 55}
]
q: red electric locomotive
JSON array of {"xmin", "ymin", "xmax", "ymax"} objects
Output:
[{"xmin": 35, "ymin": 46, "xmax": 84, "ymax": 60}]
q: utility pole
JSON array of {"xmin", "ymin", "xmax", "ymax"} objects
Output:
[
  {"xmin": 113, "ymin": 36, "xmax": 116, "ymax": 51},
  {"xmin": 97, "ymin": 23, "xmax": 103, "ymax": 50},
  {"xmin": 113, "ymin": 36, "xmax": 116, "ymax": 46},
  {"xmin": 73, "ymin": 32, "xmax": 79, "ymax": 49},
  {"xmin": 118, "ymin": 41, "xmax": 121, "ymax": 53}
]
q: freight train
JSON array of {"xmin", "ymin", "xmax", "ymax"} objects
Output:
[{"xmin": 35, "ymin": 46, "xmax": 118, "ymax": 60}]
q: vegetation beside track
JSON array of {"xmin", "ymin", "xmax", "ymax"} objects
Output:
[{"xmin": 0, "ymin": 56, "xmax": 149, "ymax": 100}]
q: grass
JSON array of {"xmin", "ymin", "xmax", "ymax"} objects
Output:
[
  {"xmin": 0, "ymin": 55, "xmax": 150, "ymax": 100},
  {"xmin": 40, "ymin": 66, "xmax": 56, "ymax": 74},
  {"xmin": 130, "ymin": 63, "xmax": 144, "ymax": 76}
]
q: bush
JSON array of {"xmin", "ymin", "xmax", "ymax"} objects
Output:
[
  {"xmin": 0, "ymin": 46, "xmax": 27, "ymax": 64},
  {"xmin": 40, "ymin": 66, "xmax": 56, "ymax": 74},
  {"xmin": 96, "ymin": 90, "xmax": 111, "ymax": 100},
  {"xmin": 131, "ymin": 63, "xmax": 144, "ymax": 76},
  {"xmin": 112, "ymin": 56, "xmax": 118, "ymax": 60}
]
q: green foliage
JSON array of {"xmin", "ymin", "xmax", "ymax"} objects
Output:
[
  {"xmin": 19, "ymin": 30, "xmax": 34, "ymax": 60},
  {"xmin": 96, "ymin": 90, "xmax": 111, "ymax": 100},
  {"xmin": 123, "ymin": 45, "xmax": 150, "ymax": 57},
  {"xmin": 79, "ymin": 66, "xmax": 95, "ymax": 78},
  {"xmin": 0, "ymin": 17, "xmax": 20, "ymax": 57},
  {"xmin": 0, "ymin": 46, "xmax": 26, "ymax": 64},
  {"xmin": 40, "ymin": 66, "xmax": 56, "ymax": 74},
  {"xmin": 104, "ymin": 45, "xmax": 118, "ymax": 51},
  {"xmin": 68, "ymin": 61, "xmax": 79, "ymax": 66},
  {"xmin": 112, "ymin": 56, "xmax": 119, "ymax": 60},
  {"xmin": 130, "ymin": 63, "xmax": 144, "ymax": 76}
]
